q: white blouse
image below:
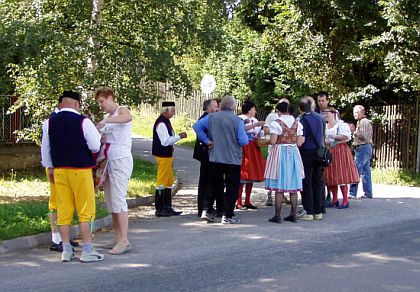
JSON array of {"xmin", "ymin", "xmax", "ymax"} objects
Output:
[
  {"xmin": 325, "ymin": 120, "xmax": 351, "ymax": 145},
  {"xmin": 269, "ymin": 115, "xmax": 303, "ymax": 136}
]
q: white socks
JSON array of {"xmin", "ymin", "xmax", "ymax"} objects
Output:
[{"xmin": 52, "ymin": 232, "xmax": 62, "ymax": 244}]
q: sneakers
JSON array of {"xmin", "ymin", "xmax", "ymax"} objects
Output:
[
  {"xmin": 348, "ymin": 195, "xmax": 357, "ymax": 199},
  {"xmin": 296, "ymin": 209, "xmax": 307, "ymax": 218},
  {"xmin": 298, "ymin": 214, "xmax": 314, "ymax": 221},
  {"xmin": 313, "ymin": 213, "xmax": 323, "ymax": 220},
  {"xmin": 221, "ymin": 216, "xmax": 240, "ymax": 224},
  {"xmin": 80, "ymin": 249, "xmax": 104, "ymax": 263},
  {"xmin": 361, "ymin": 195, "xmax": 373, "ymax": 199},
  {"xmin": 201, "ymin": 210, "xmax": 215, "ymax": 223},
  {"xmin": 50, "ymin": 240, "xmax": 79, "ymax": 252},
  {"xmin": 61, "ymin": 251, "xmax": 74, "ymax": 262}
]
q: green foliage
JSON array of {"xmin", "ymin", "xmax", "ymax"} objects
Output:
[
  {"xmin": 1, "ymin": 0, "xmax": 419, "ymax": 145},
  {"xmin": 372, "ymin": 168, "xmax": 420, "ymax": 187},
  {"xmin": 0, "ymin": 0, "xmax": 228, "ymax": 143}
]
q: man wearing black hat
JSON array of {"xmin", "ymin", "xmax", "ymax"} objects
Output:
[
  {"xmin": 152, "ymin": 101, "xmax": 187, "ymax": 217},
  {"xmin": 41, "ymin": 90, "xmax": 103, "ymax": 262}
]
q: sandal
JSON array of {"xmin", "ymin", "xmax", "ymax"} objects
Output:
[
  {"xmin": 100, "ymin": 240, "xmax": 117, "ymax": 249},
  {"xmin": 108, "ymin": 243, "xmax": 131, "ymax": 255}
]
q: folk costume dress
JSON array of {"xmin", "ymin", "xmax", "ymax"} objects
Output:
[
  {"xmin": 324, "ymin": 121, "xmax": 359, "ymax": 186},
  {"xmin": 238, "ymin": 115, "xmax": 266, "ymax": 183},
  {"xmin": 264, "ymin": 115, "xmax": 304, "ymax": 192}
]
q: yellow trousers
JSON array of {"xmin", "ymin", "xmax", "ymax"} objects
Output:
[
  {"xmin": 54, "ymin": 168, "xmax": 96, "ymax": 225},
  {"xmin": 154, "ymin": 156, "xmax": 174, "ymax": 188}
]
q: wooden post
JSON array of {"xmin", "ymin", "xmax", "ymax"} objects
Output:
[{"xmin": 416, "ymin": 98, "xmax": 420, "ymax": 173}]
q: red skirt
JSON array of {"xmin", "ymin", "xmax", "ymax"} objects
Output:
[
  {"xmin": 324, "ymin": 143, "xmax": 359, "ymax": 186},
  {"xmin": 241, "ymin": 140, "xmax": 266, "ymax": 182}
]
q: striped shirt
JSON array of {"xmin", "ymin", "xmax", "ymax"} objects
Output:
[{"xmin": 353, "ymin": 117, "xmax": 373, "ymax": 146}]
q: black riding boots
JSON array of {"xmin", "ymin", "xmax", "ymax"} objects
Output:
[{"xmin": 154, "ymin": 188, "xmax": 182, "ymax": 217}]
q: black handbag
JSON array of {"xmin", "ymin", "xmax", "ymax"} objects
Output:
[{"xmin": 316, "ymin": 146, "xmax": 333, "ymax": 167}]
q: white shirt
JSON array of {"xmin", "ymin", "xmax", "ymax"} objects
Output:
[
  {"xmin": 325, "ymin": 120, "xmax": 351, "ymax": 145},
  {"xmin": 156, "ymin": 122, "xmax": 180, "ymax": 146},
  {"xmin": 101, "ymin": 106, "xmax": 132, "ymax": 161},
  {"xmin": 264, "ymin": 112, "xmax": 279, "ymax": 127},
  {"xmin": 239, "ymin": 114, "xmax": 262, "ymax": 138},
  {"xmin": 41, "ymin": 108, "xmax": 101, "ymax": 168}
]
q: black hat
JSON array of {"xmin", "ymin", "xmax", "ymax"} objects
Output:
[
  {"xmin": 60, "ymin": 90, "xmax": 80, "ymax": 102},
  {"xmin": 162, "ymin": 101, "xmax": 175, "ymax": 107}
]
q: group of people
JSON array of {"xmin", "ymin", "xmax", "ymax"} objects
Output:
[
  {"xmin": 191, "ymin": 93, "xmax": 374, "ymax": 224},
  {"xmin": 41, "ymin": 88, "xmax": 133, "ymax": 263},
  {"xmin": 40, "ymin": 89, "xmax": 374, "ymax": 262}
]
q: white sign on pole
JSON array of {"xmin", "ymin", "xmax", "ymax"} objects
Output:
[{"xmin": 200, "ymin": 75, "xmax": 216, "ymax": 95}]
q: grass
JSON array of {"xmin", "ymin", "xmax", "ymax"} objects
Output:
[
  {"xmin": 132, "ymin": 109, "xmax": 196, "ymax": 148},
  {"xmin": 371, "ymin": 168, "xmax": 420, "ymax": 187},
  {"xmin": 127, "ymin": 159, "xmax": 157, "ymax": 197},
  {"xmin": 0, "ymin": 158, "xmax": 157, "ymax": 241},
  {"xmin": 0, "ymin": 200, "xmax": 109, "ymax": 241}
]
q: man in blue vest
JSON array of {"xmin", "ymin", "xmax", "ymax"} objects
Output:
[
  {"xmin": 298, "ymin": 96, "xmax": 325, "ymax": 221},
  {"xmin": 152, "ymin": 101, "xmax": 187, "ymax": 217},
  {"xmin": 41, "ymin": 90, "xmax": 103, "ymax": 262}
]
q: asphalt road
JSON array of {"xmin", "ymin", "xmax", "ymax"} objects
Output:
[{"xmin": 1, "ymin": 137, "xmax": 420, "ymax": 291}]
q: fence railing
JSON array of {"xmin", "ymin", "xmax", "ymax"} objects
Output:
[
  {"xmin": 0, "ymin": 95, "xmax": 30, "ymax": 144},
  {"xmin": 2, "ymin": 86, "xmax": 419, "ymax": 170},
  {"xmin": 372, "ymin": 102, "xmax": 419, "ymax": 170}
]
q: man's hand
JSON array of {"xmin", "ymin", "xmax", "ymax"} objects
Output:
[
  {"xmin": 47, "ymin": 167, "xmax": 54, "ymax": 183},
  {"xmin": 179, "ymin": 132, "xmax": 187, "ymax": 139},
  {"xmin": 207, "ymin": 140, "xmax": 213, "ymax": 149},
  {"xmin": 349, "ymin": 124, "xmax": 356, "ymax": 134}
]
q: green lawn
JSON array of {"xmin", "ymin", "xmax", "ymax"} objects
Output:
[
  {"xmin": 0, "ymin": 201, "xmax": 108, "ymax": 241},
  {"xmin": 0, "ymin": 158, "xmax": 157, "ymax": 241}
]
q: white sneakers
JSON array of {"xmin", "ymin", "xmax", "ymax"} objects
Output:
[
  {"xmin": 221, "ymin": 216, "xmax": 240, "ymax": 224},
  {"xmin": 62, "ymin": 248, "xmax": 104, "ymax": 263},
  {"xmin": 80, "ymin": 249, "xmax": 105, "ymax": 263}
]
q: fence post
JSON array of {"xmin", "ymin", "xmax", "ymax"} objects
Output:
[{"xmin": 416, "ymin": 99, "xmax": 420, "ymax": 173}]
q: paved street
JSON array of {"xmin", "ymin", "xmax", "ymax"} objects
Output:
[{"xmin": 1, "ymin": 137, "xmax": 420, "ymax": 291}]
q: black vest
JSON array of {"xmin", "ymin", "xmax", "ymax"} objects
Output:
[
  {"xmin": 152, "ymin": 114, "xmax": 174, "ymax": 157},
  {"xmin": 193, "ymin": 112, "xmax": 209, "ymax": 162},
  {"xmin": 49, "ymin": 111, "xmax": 96, "ymax": 168}
]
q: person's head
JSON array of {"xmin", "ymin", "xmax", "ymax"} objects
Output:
[
  {"xmin": 241, "ymin": 100, "xmax": 257, "ymax": 117},
  {"xmin": 60, "ymin": 90, "xmax": 81, "ymax": 110},
  {"xmin": 278, "ymin": 97, "xmax": 290, "ymax": 104},
  {"xmin": 317, "ymin": 91, "xmax": 329, "ymax": 110},
  {"xmin": 214, "ymin": 98, "xmax": 222, "ymax": 112},
  {"xmin": 94, "ymin": 86, "xmax": 116, "ymax": 113},
  {"xmin": 220, "ymin": 95, "xmax": 236, "ymax": 111},
  {"xmin": 276, "ymin": 101, "xmax": 291, "ymax": 115},
  {"xmin": 161, "ymin": 101, "xmax": 176, "ymax": 118},
  {"xmin": 298, "ymin": 96, "xmax": 314, "ymax": 113},
  {"xmin": 323, "ymin": 107, "xmax": 339, "ymax": 122},
  {"xmin": 203, "ymin": 99, "xmax": 218, "ymax": 113},
  {"xmin": 353, "ymin": 105, "xmax": 366, "ymax": 120}
]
